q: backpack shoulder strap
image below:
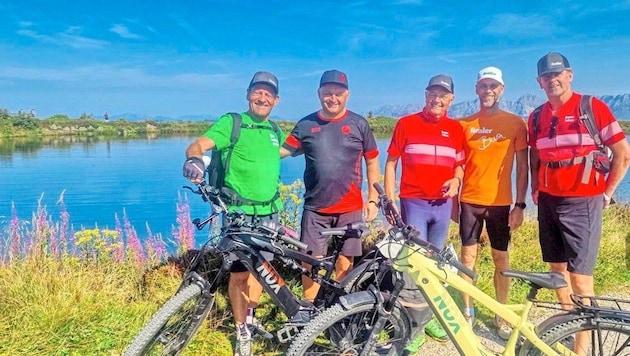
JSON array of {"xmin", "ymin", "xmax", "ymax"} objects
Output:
[
  {"xmin": 579, "ymin": 95, "xmax": 605, "ymax": 150},
  {"xmin": 223, "ymin": 112, "xmax": 242, "ymax": 174},
  {"xmin": 531, "ymin": 104, "xmax": 544, "ymax": 143},
  {"xmin": 228, "ymin": 112, "xmax": 242, "ymax": 147},
  {"xmin": 268, "ymin": 119, "xmax": 282, "ymax": 139}
]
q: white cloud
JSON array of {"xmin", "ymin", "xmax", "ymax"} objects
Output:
[
  {"xmin": 0, "ymin": 64, "xmax": 234, "ymax": 90},
  {"xmin": 16, "ymin": 25, "xmax": 108, "ymax": 49},
  {"xmin": 481, "ymin": 13, "xmax": 558, "ymax": 39},
  {"xmin": 110, "ymin": 24, "xmax": 142, "ymax": 39}
]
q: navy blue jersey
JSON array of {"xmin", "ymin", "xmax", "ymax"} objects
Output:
[{"xmin": 283, "ymin": 110, "xmax": 379, "ymax": 213}]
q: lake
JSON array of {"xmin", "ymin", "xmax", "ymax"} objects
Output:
[{"xmin": 1, "ymin": 135, "xmax": 629, "ymax": 244}]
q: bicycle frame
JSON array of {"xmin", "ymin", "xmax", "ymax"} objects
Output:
[
  {"xmin": 389, "ymin": 241, "xmax": 571, "ymax": 356},
  {"xmin": 184, "ymin": 216, "xmax": 360, "ymax": 342}
]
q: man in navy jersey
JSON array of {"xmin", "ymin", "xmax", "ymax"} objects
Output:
[{"xmin": 281, "ymin": 70, "xmax": 380, "ymax": 302}]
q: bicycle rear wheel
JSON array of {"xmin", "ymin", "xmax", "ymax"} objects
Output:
[
  {"xmin": 286, "ymin": 294, "xmax": 411, "ymax": 355},
  {"xmin": 124, "ymin": 283, "xmax": 215, "ymax": 356},
  {"xmin": 519, "ymin": 316, "xmax": 630, "ymax": 356}
]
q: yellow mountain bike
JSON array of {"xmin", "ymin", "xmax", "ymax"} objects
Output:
[{"xmin": 288, "ymin": 182, "xmax": 630, "ymax": 355}]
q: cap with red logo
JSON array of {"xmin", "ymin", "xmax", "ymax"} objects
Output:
[{"xmin": 320, "ymin": 70, "xmax": 348, "ymax": 89}]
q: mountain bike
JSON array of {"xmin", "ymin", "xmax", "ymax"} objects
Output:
[
  {"xmin": 123, "ymin": 182, "xmax": 410, "ymax": 355},
  {"xmin": 288, "ymin": 182, "xmax": 630, "ymax": 356}
]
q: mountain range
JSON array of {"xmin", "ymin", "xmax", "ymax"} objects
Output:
[
  {"xmin": 370, "ymin": 93, "xmax": 630, "ymax": 119},
  {"xmin": 108, "ymin": 93, "xmax": 630, "ymax": 122}
]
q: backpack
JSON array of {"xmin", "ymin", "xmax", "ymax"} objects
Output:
[
  {"xmin": 206, "ymin": 112, "xmax": 282, "ymax": 208},
  {"xmin": 531, "ymin": 95, "xmax": 611, "ymax": 183}
]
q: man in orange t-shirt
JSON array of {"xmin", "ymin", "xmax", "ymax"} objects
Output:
[{"xmin": 458, "ymin": 66, "xmax": 528, "ymax": 340}]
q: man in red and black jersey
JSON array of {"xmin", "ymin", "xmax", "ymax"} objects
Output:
[
  {"xmin": 281, "ymin": 70, "xmax": 380, "ymax": 302},
  {"xmin": 529, "ymin": 53, "xmax": 630, "ymax": 310}
]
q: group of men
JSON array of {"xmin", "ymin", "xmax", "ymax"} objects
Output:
[{"xmin": 182, "ymin": 51, "xmax": 630, "ymax": 356}]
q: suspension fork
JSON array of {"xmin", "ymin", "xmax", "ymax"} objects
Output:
[{"xmin": 359, "ymin": 268, "xmax": 406, "ymax": 356}]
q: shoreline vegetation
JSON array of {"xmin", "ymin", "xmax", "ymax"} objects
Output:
[
  {"xmin": 1, "ymin": 182, "xmax": 629, "ymax": 354},
  {"xmin": 2, "ymin": 110, "xmax": 630, "ymax": 139}
]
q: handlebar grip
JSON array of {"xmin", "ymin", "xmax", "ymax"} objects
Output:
[
  {"xmin": 374, "ymin": 182, "xmax": 386, "ymax": 195},
  {"xmin": 279, "ymin": 233, "xmax": 308, "ymax": 250},
  {"xmin": 319, "ymin": 222, "xmax": 368, "ymax": 237},
  {"xmin": 448, "ymin": 258, "xmax": 477, "ymax": 282}
]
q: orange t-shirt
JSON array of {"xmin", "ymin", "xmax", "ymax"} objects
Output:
[{"xmin": 459, "ymin": 110, "xmax": 528, "ymax": 206}]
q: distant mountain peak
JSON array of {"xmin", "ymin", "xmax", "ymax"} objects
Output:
[{"xmin": 369, "ymin": 93, "xmax": 630, "ymax": 119}]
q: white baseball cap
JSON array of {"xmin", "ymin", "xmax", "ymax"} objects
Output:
[{"xmin": 477, "ymin": 66, "xmax": 504, "ymax": 85}]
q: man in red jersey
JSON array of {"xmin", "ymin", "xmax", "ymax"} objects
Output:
[
  {"xmin": 384, "ymin": 74, "xmax": 465, "ymax": 351},
  {"xmin": 529, "ymin": 52, "xmax": 630, "ymax": 352},
  {"xmin": 281, "ymin": 70, "xmax": 380, "ymax": 303}
]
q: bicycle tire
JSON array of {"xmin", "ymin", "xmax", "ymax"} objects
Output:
[
  {"xmin": 124, "ymin": 283, "xmax": 215, "ymax": 356},
  {"xmin": 519, "ymin": 316, "xmax": 630, "ymax": 356},
  {"xmin": 286, "ymin": 295, "xmax": 411, "ymax": 355}
]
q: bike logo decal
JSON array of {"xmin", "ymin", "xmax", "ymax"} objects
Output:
[
  {"xmin": 256, "ymin": 261, "xmax": 285, "ymax": 294},
  {"xmin": 433, "ymin": 295, "xmax": 460, "ymax": 334}
]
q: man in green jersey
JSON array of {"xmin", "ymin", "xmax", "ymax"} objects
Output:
[{"xmin": 183, "ymin": 71, "xmax": 284, "ymax": 356}]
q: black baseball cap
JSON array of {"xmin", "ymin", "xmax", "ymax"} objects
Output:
[
  {"xmin": 319, "ymin": 70, "xmax": 348, "ymax": 89},
  {"xmin": 426, "ymin": 74, "xmax": 454, "ymax": 93},
  {"xmin": 248, "ymin": 71, "xmax": 279, "ymax": 94},
  {"xmin": 537, "ymin": 52, "xmax": 571, "ymax": 77}
]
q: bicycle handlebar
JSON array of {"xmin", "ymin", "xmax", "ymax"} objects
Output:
[
  {"xmin": 373, "ymin": 182, "xmax": 477, "ymax": 282},
  {"xmin": 318, "ymin": 222, "xmax": 369, "ymax": 238},
  {"xmin": 373, "ymin": 182, "xmax": 405, "ymax": 228},
  {"xmin": 185, "ymin": 181, "xmax": 307, "ymax": 251}
]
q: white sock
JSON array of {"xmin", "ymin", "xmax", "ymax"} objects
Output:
[{"xmin": 245, "ymin": 308, "xmax": 255, "ymax": 324}]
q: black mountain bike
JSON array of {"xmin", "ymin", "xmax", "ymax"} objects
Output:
[{"xmin": 123, "ymin": 182, "xmax": 410, "ymax": 355}]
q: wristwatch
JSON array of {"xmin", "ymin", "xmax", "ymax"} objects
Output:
[{"xmin": 514, "ymin": 202, "xmax": 526, "ymax": 209}]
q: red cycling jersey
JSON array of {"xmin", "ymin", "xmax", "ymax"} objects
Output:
[
  {"xmin": 528, "ymin": 93, "xmax": 626, "ymax": 197},
  {"xmin": 388, "ymin": 109, "xmax": 465, "ymax": 200}
]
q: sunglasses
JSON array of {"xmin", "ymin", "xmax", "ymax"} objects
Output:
[
  {"xmin": 476, "ymin": 83, "xmax": 501, "ymax": 90},
  {"xmin": 549, "ymin": 116, "xmax": 559, "ymax": 139}
]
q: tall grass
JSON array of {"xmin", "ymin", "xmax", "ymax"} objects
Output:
[{"xmin": 0, "ymin": 184, "xmax": 628, "ymax": 355}]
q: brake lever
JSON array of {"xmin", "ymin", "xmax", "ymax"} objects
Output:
[
  {"xmin": 193, "ymin": 216, "xmax": 213, "ymax": 230},
  {"xmin": 182, "ymin": 185, "xmax": 201, "ymax": 194}
]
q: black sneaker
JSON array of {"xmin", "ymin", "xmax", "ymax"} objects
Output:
[{"xmin": 248, "ymin": 318, "xmax": 273, "ymax": 339}]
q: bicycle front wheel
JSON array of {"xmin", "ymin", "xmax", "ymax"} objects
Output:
[
  {"xmin": 286, "ymin": 295, "xmax": 411, "ymax": 355},
  {"xmin": 519, "ymin": 316, "xmax": 630, "ymax": 356},
  {"xmin": 124, "ymin": 283, "xmax": 215, "ymax": 356}
]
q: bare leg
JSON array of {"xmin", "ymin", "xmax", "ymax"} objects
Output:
[
  {"xmin": 302, "ymin": 259, "xmax": 322, "ymax": 303},
  {"xmin": 246, "ymin": 273, "xmax": 263, "ymax": 309},
  {"xmin": 335, "ymin": 255, "xmax": 354, "ymax": 281},
  {"xmin": 228, "ymin": 271, "xmax": 250, "ymax": 325},
  {"xmin": 571, "ymin": 273, "xmax": 594, "ymax": 356},
  {"xmin": 549, "ymin": 262, "xmax": 573, "ymax": 310},
  {"xmin": 460, "ymin": 244, "xmax": 478, "ymax": 310},
  {"xmin": 491, "ymin": 248, "xmax": 510, "ymax": 304}
]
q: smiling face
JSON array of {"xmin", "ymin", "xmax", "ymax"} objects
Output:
[
  {"xmin": 246, "ymin": 83, "xmax": 279, "ymax": 120},
  {"xmin": 537, "ymin": 69, "xmax": 573, "ymax": 100},
  {"xmin": 476, "ymin": 78, "xmax": 504, "ymax": 109},
  {"xmin": 424, "ymin": 86, "xmax": 454, "ymax": 117},
  {"xmin": 318, "ymin": 83, "xmax": 349, "ymax": 119}
]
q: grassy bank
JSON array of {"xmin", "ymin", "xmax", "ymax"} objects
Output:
[
  {"xmin": 0, "ymin": 183, "xmax": 629, "ymax": 355},
  {"xmin": 0, "ymin": 111, "xmax": 398, "ymax": 138},
  {"xmin": 3, "ymin": 110, "xmax": 628, "ymax": 139}
]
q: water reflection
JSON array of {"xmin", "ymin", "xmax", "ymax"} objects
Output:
[{"xmin": 0, "ymin": 133, "xmax": 168, "ymax": 156}]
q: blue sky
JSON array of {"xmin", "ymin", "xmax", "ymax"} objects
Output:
[{"xmin": 1, "ymin": 0, "xmax": 628, "ymax": 120}]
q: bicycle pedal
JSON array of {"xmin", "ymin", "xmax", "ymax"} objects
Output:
[{"xmin": 276, "ymin": 325, "xmax": 299, "ymax": 343}]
